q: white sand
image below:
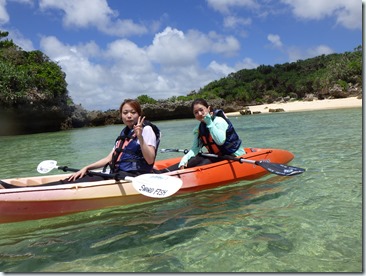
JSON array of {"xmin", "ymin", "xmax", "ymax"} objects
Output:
[{"xmin": 226, "ymin": 97, "xmax": 362, "ymax": 116}]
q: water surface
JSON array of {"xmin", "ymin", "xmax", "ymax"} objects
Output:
[{"xmin": 0, "ymin": 108, "xmax": 362, "ymax": 272}]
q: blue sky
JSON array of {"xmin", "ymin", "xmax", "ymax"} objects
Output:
[{"xmin": 0, "ymin": 0, "xmax": 362, "ymax": 111}]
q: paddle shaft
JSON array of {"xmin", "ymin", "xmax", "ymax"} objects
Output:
[
  {"xmin": 161, "ymin": 149, "xmax": 260, "ymax": 165},
  {"xmin": 199, "ymin": 153, "xmax": 305, "ymax": 176},
  {"xmin": 160, "ymin": 148, "xmax": 188, "ymax": 154},
  {"xmin": 199, "ymin": 153, "xmax": 255, "ymax": 164}
]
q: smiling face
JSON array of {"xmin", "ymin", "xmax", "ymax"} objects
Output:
[{"xmin": 121, "ymin": 103, "xmax": 140, "ymax": 128}]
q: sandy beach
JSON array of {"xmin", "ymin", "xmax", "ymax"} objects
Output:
[{"xmin": 226, "ymin": 96, "xmax": 362, "ymax": 116}]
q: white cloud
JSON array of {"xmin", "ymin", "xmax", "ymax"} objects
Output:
[
  {"xmin": 286, "ymin": 46, "xmax": 303, "ymax": 62},
  {"xmin": 207, "ymin": 31, "xmax": 240, "ymax": 55},
  {"xmin": 39, "ymin": 0, "xmax": 148, "ymax": 36},
  {"xmin": 147, "ymin": 27, "xmax": 201, "ymax": 66},
  {"xmin": 223, "ymin": 15, "xmax": 251, "ymax": 28},
  {"xmin": 266, "ymin": 32, "xmax": 334, "ymax": 63},
  {"xmin": 39, "ymin": 0, "xmax": 114, "ymax": 27},
  {"xmin": 206, "ymin": 0, "xmax": 255, "ymax": 33},
  {"xmin": 235, "ymin": 57, "xmax": 259, "ymax": 70},
  {"xmin": 206, "ymin": 0, "xmax": 259, "ymax": 14},
  {"xmin": 102, "ymin": 18, "xmax": 147, "ymax": 37},
  {"xmin": 9, "ymin": 0, "xmax": 33, "ymax": 3},
  {"xmin": 281, "ymin": 0, "xmax": 361, "ymax": 29},
  {"xmin": 207, "ymin": 0, "xmax": 361, "ymax": 30},
  {"xmin": 147, "ymin": 27, "xmax": 240, "ymax": 66},
  {"xmin": 267, "ymin": 34, "xmax": 283, "ymax": 48},
  {"xmin": 307, "ymin": 45, "xmax": 334, "ymax": 57},
  {"xmin": 207, "ymin": 57, "xmax": 258, "ymax": 78},
  {"xmin": 7, "ymin": 29, "xmax": 34, "ymax": 51},
  {"xmin": 334, "ymin": 0, "xmax": 360, "ymax": 30},
  {"xmin": 39, "ymin": 27, "xmax": 241, "ymax": 110},
  {"xmin": 105, "ymin": 39, "xmax": 151, "ymax": 70},
  {"xmin": 0, "ymin": 0, "xmax": 9, "ymax": 24},
  {"xmin": 287, "ymin": 44, "xmax": 334, "ymax": 62},
  {"xmin": 208, "ymin": 60, "xmax": 235, "ymax": 76},
  {"xmin": 40, "ymin": 36, "xmax": 112, "ymax": 110}
]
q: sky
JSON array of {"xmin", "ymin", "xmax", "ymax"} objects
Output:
[{"xmin": 0, "ymin": 0, "xmax": 362, "ymax": 111}]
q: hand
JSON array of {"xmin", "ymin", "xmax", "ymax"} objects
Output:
[
  {"xmin": 133, "ymin": 116, "xmax": 145, "ymax": 138},
  {"xmin": 203, "ymin": 113, "xmax": 213, "ymax": 126},
  {"xmin": 67, "ymin": 167, "xmax": 88, "ymax": 182}
]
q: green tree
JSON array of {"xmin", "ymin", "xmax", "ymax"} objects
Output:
[
  {"xmin": 0, "ymin": 29, "xmax": 73, "ymax": 135},
  {"xmin": 137, "ymin": 94, "xmax": 157, "ymax": 104}
]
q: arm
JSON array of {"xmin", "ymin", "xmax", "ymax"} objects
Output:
[
  {"xmin": 133, "ymin": 117, "xmax": 157, "ymax": 165},
  {"xmin": 204, "ymin": 114, "xmax": 228, "ymax": 145},
  {"xmin": 178, "ymin": 125, "xmax": 201, "ymax": 168},
  {"xmin": 68, "ymin": 149, "xmax": 114, "ymax": 181},
  {"xmin": 138, "ymin": 125, "xmax": 157, "ymax": 165}
]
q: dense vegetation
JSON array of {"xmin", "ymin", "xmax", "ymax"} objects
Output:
[
  {"xmin": 0, "ymin": 31, "xmax": 71, "ymax": 108},
  {"xmin": 0, "ymin": 31, "xmax": 73, "ymax": 135}
]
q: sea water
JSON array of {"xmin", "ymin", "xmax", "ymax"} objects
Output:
[{"xmin": 0, "ymin": 107, "xmax": 362, "ymax": 272}]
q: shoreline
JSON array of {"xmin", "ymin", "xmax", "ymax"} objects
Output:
[{"xmin": 226, "ymin": 96, "xmax": 362, "ymax": 116}]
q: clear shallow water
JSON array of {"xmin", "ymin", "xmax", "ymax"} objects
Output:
[{"xmin": 0, "ymin": 108, "xmax": 362, "ymax": 272}]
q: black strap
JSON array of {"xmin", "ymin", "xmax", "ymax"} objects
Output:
[{"xmin": 0, "ymin": 180, "xmax": 20, "ymax": 189}]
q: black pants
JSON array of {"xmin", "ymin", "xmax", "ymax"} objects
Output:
[
  {"xmin": 1, "ymin": 171, "xmax": 140, "ymax": 189},
  {"xmin": 44, "ymin": 170, "xmax": 139, "ymax": 186},
  {"xmin": 161, "ymin": 155, "xmax": 219, "ymax": 172}
]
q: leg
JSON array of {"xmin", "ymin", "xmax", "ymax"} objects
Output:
[
  {"xmin": 155, "ymin": 155, "xmax": 218, "ymax": 173},
  {"xmin": 186, "ymin": 155, "xmax": 216, "ymax": 167},
  {"xmin": 42, "ymin": 174, "xmax": 107, "ymax": 186}
]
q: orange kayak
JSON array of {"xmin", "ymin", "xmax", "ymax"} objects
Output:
[{"xmin": 0, "ymin": 148, "xmax": 295, "ymax": 223}]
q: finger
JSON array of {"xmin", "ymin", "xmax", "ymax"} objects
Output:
[
  {"xmin": 139, "ymin": 116, "xmax": 145, "ymax": 125},
  {"xmin": 68, "ymin": 171, "xmax": 82, "ymax": 181}
]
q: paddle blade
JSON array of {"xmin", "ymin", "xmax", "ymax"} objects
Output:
[
  {"xmin": 257, "ymin": 161, "xmax": 305, "ymax": 176},
  {"xmin": 127, "ymin": 174, "xmax": 183, "ymax": 198},
  {"xmin": 37, "ymin": 160, "xmax": 58, "ymax": 174}
]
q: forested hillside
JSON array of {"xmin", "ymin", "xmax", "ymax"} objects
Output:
[{"xmin": 156, "ymin": 45, "xmax": 362, "ymax": 105}]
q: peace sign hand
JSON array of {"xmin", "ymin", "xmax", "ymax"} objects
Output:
[{"xmin": 133, "ymin": 116, "xmax": 145, "ymax": 138}]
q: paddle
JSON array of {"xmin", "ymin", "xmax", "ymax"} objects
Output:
[
  {"xmin": 160, "ymin": 149, "xmax": 305, "ymax": 176},
  {"xmin": 34, "ymin": 160, "xmax": 183, "ymax": 198},
  {"xmin": 161, "ymin": 148, "xmax": 189, "ymax": 154}
]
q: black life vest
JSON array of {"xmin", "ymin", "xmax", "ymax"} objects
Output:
[
  {"xmin": 109, "ymin": 120, "xmax": 161, "ymax": 173},
  {"xmin": 198, "ymin": 109, "xmax": 241, "ymax": 155}
]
